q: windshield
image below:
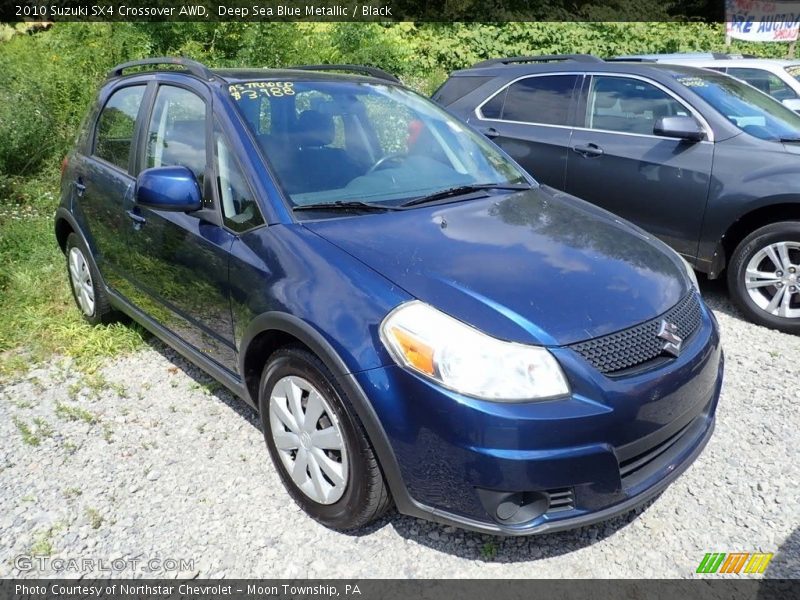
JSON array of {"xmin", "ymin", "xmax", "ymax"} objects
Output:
[
  {"xmin": 227, "ymin": 80, "xmax": 526, "ymax": 208},
  {"xmin": 674, "ymin": 72, "xmax": 800, "ymax": 140}
]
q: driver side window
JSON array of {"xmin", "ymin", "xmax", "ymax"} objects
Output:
[{"xmin": 587, "ymin": 76, "xmax": 689, "ymax": 135}]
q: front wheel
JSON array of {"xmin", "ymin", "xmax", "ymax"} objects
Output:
[
  {"xmin": 259, "ymin": 347, "xmax": 391, "ymax": 530},
  {"xmin": 727, "ymin": 221, "xmax": 800, "ymax": 334}
]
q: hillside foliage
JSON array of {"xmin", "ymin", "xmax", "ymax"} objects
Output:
[{"xmin": 0, "ymin": 21, "xmax": 794, "ymax": 184}]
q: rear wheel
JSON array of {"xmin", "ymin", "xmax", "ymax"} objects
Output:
[
  {"xmin": 65, "ymin": 233, "xmax": 116, "ymax": 326},
  {"xmin": 259, "ymin": 347, "xmax": 391, "ymax": 530},
  {"xmin": 728, "ymin": 222, "xmax": 800, "ymax": 334}
]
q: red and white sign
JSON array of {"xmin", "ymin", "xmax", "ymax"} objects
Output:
[{"xmin": 726, "ymin": 0, "xmax": 800, "ymax": 41}]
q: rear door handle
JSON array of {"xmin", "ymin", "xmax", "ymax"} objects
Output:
[
  {"xmin": 572, "ymin": 143, "xmax": 604, "ymax": 158},
  {"xmin": 74, "ymin": 181, "xmax": 86, "ymax": 196},
  {"xmin": 481, "ymin": 127, "xmax": 500, "ymax": 139},
  {"xmin": 126, "ymin": 209, "xmax": 146, "ymax": 228}
]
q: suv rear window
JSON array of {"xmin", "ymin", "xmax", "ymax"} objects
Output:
[
  {"xmin": 93, "ymin": 85, "xmax": 146, "ymax": 170},
  {"xmin": 432, "ymin": 76, "xmax": 492, "ymax": 106}
]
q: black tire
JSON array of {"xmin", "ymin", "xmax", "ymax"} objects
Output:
[
  {"xmin": 259, "ymin": 347, "xmax": 391, "ymax": 530},
  {"xmin": 727, "ymin": 221, "xmax": 800, "ymax": 334},
  {"xmin": 65, "ymin": 233, "xmax": 117, "ymax": 326}
]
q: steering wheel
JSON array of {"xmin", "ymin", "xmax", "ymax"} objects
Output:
[{"xmin": 367, "ymin": 153, "xmax": 407, "ymax": 174}]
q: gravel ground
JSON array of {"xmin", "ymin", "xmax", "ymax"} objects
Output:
[{"xmin": 1, "ymin": 279, "xmax": 798, "ymax": 579}]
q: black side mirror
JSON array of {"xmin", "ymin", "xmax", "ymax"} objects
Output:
[
  {"xmin": 135, "ymin": 166, "xmax": 202, "ymax": 212},
  {"xmin": 653, "ymin": 116, "xmax": 706, "ymax": 142}
]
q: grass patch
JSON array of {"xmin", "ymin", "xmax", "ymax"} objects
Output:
[
  {"xmin": 480, "ymin": 541, "xmax": 498, "ymax": 560},
  {"xmin": 28, "ymin": 521, "xmax": 65, "ymax": 557},
  {"xmin": 55, "ymin": 401, "xmax": 98, "ymax": 424},
  {"xmin": 62, "ymin": 487, "xmax": 82, "ymax": 499},
  {"xmin": 0, "ymin": 171, "xmax": 147, "ymax": 380},
  {"xmin": 85, "ymin": 507, "xmax": 103, "ymax": 529},
  {"xmin": 13, "ymin": 415, "xmax": 53, "ymax": 446}
]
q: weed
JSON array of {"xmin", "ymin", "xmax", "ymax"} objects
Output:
[
  {"xmin": 62, "ymin": 487, "xmax": 82, "ymax": 499},
  {"xmin": 55, "ymin": 401, "xmax": 98, "ymax": 424},
  {"xmin": 85, "ymin": 507, "xmax": 103, "ymax": 529},
  {"xmin": 481, "ymin": 541, "xmax": 498, "ymax": 560},
  {"xmin": 13, "ymin": 416, "xmax": 42, "ymax": 446}
]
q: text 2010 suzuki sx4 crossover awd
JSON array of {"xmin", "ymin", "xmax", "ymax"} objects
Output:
[{"xmin": 56, "ymin": 58, "xmax": 724, "ymax": 535}]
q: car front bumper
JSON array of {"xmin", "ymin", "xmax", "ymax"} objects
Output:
[{"xmin": 351, "ymin": 294, "xmax": 723, "ymax": 535}]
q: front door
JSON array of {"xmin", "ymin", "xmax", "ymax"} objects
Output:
[
  {"xmin": 565, "ymin": 75, "xmax": 713, "ymax": 257},
  {"xmin": 123, "ymin": 83, "xmax": 238, "ymax": 372}
]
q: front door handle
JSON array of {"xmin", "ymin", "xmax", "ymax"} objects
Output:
[
  {"xmin": 126, "ymin": 209, "xmax": 146, "ymax": 229},
  {"xmin": 482, "ymin": 127, "xmax": 500, "ymax": 139},
  {"xmin": 572, "ymin": 143, "xmax": 604, "ymax": 158}
]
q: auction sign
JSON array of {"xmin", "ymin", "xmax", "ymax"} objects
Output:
[{"xmin": 726, "ymin": 0, "xmax": 800, "ymax": 41}]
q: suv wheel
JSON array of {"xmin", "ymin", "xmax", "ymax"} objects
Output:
[
  {"xmin": 728, "ymin": 222, "xmax": 800, "ymax": 333},
  {"xmin": 259, "ymin": 347, "xmax": 391, "ymax": 530},
  {"xmin": 65, "ymin": 233, "xmax": 116, "ymax": 325}
]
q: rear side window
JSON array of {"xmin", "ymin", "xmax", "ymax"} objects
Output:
[
  {"xmin": 500, "ymin": 75, "xmax": 579, "ymax": 125},
  {"xmin": 479, "ymin": 89, "xmax": 506, "ymax": 119},
  {"xmin": 432, "ymin": 76, "xmax": 492, "ymax": 106},
  {"xmin": 93, "ymin": 86, "xmax": 146, "ymax": 170},
  {"xmin": 145, "ymin": 86, "xmax": 207, "ymax": 185}
]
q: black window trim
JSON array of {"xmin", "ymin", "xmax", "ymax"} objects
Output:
[
  {"xmin": 137, "ymin": 80, "xmax": 212, "ymax": 180},
  {"xmin": 211, "ymin": 117, "xmax": 266, "ymax": 235},
  {"xmin": 90, "ymin": 82, "xmax": 150, "ymax": 176},
  {"xmin": 474, "ymin": 71, "xmax": 583, "ymax": 129},
  {"xmin": 576, "ymin": 72, "xmax": 716, "ymax": 143}
]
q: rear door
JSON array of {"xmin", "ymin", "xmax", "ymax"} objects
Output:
[
  {"xmin": 123, "ymin": 82, "xmax": 246, "ymax": 373},
  {"xmin": 565, "ymin": 74, "xmax": 713, "ymax": 258},
  {"xmin": 470, "ymin": 74, "xmax": 580, "ymax": 189},
  {"xmin": 75, "ymin": 84, "xmax": 148, "ymax": 291}
]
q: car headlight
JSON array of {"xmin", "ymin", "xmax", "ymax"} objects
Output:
[
  {"xmin": 380, "ymin": 301, "xmax": 569, "ymax": 401},
  {"xmin": 679, "ymin": 255, "xmax": 699, "ymax": 290}
]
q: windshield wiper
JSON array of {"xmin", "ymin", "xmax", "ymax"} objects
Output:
[
  {"xmin": 779, "ymin": 136, "xmax": 800, "ymax": 142},
  {"xmin": 400, "ymin": 182, "xmax": 532, "ymax": 208},
  {"xmin": 293, "ymin": 200, "xmax": 400, "ymax": 212}
]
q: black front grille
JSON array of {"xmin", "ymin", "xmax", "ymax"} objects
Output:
[{"xmin": 568, "ymin": 292, "xmax": 702, "ymax": 375}]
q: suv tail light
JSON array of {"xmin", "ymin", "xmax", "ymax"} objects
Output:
[{"xmin": 61, "ymin": 156, "xmax": 69, "ymax": 177}]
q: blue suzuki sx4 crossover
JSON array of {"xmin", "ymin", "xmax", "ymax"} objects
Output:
[{"xmin": 55, "ymin": 58, "xmax": 724, "ymax": 535}]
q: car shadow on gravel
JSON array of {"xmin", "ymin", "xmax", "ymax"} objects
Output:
[
  {"xmin": 698, "ymin": 276, "xmax": 743, "ymax": 321},
  {"xmin": 382, "ymin": 498, "xmax": 658, "ymax": 563},
  {"xmin": 135, "ymin": 322, "xmax": 662, "ymax": 563}
]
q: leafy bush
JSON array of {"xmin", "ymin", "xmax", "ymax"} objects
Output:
[{"xmin": 1, "ymin": 21, "xmax": 795, "ymax": 184}]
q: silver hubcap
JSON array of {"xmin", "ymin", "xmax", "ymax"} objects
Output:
[
  {"xmin": 268, "ymin": 376, "xmax": 348, "ymax": 505},
  {"xmin": 745, "ymin": 241, "xmax": 800, "ymax": 319},
  {"xmin": 68, "ymin": 247, "xmax": 95, "ymax": 316}
]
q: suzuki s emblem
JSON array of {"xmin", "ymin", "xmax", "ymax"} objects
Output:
[{"xmin": 657, "ymin": 320, "xmax": 683, "ymax": 357}]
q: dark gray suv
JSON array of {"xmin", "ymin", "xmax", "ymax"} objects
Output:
[{"xmin": 435, "ymin": 54, "xmax": 800, "ymax": 334}]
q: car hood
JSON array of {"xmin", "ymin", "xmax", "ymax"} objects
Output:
[{"xmin": 303, "ymin": 186, "xmax": 689, "ymax": 346}]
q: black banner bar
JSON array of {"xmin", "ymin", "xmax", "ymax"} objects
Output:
[
  {"xmin": 2, "ymin": 580, "xmax": 800, "ymax": 600},
  {"xmin": 1, "ymin": 0, "xmax": 725, "ymax": 22}
]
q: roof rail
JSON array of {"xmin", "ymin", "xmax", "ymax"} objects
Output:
[
  {"xmin": 471, "ymin": 54, "xmax": 604, "ymax": 68},
  {"xmin": 107, "ymin": 57, "xmax": 216, "ymax": 81},
  {"xmin": 287, "ymin": 64, "xmax": 401, "ymax": 83}
]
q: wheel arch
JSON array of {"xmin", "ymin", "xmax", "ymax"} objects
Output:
[
  {"xmin": 55, "ymin": 208, "xmax": 78, "ymax": 253},
  {"xmin": 239, "ymin": 312, "xmax": 358, "ymax": 409},
  {"xmin": 714, "ymin": 202, "xmax": 800, "ymax": 278},
  {"xmin": 239, "ymin": 311, "xmax": 414, "ymax": 511}
]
